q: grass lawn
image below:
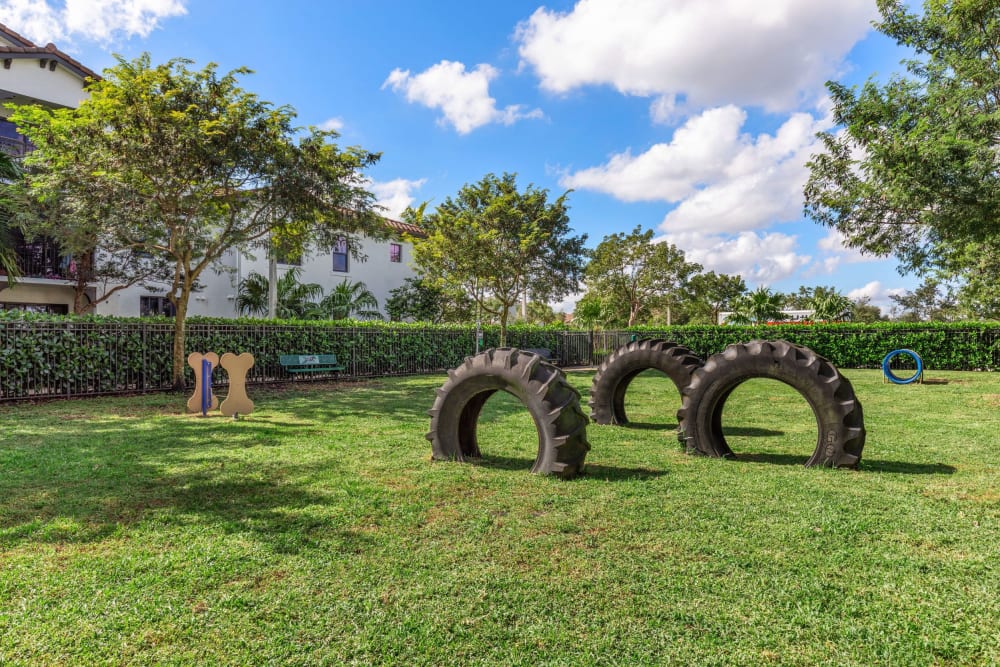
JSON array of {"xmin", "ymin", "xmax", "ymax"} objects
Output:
[{"xmin": 1, "ymin": 369, "xmax": 998, "ymax": 665}]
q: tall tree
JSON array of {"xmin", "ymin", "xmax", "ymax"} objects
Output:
[
  {"xmin": 726, "ymin": 286, "xmax": 787, "ymax": 325},
  {"xmin": 809, "ymin": 291, "xmax": 854, "ymax": 322},
  {"xmin": 584, "ymin": 225, "xmax": 702, "ymax": 327},
  {"xmin": 12, "ymin": 54, "xmax": 382, "ymax": 389},
  {"xmin": 384, "ymin": 277, "xmax": 473, "ymax": 323},
  {"xmin": 687, "ymin": 271, "xmax": 747, "ymax": 325},
  {"xmin": 321, "ymin": 279, "xmax": 381, "ymax": 321},
  {"xmin": 889, "ymin": 277, "xmax": 959, "ymax": 322},
  {"xmin": 851, "ymin": 296, "xmax": 885, "ymax": 323},
  {"xmin": 406, "ymin": 173, "xmax": 586, "ymax": 346},
  {"xmin": 236, "ymin": 268, "xmax": 325, "ymax": 319},
  {"xmin": 805, "ymin": 0, "xmax": 1000, "ymax": 288}
]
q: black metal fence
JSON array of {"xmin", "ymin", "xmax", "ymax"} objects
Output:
[{"xmin": 1, "ymin": 320, "xmax": 998, "ymax": 402}]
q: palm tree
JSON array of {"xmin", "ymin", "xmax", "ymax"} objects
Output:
[
  {"xmin": 809, "ymin": 292, "xmax": 853, "ymax": 322},
  {"xmin": 0, "ymin": 152, "xmax": 22, "ymax": 286},
  {"xmin": 236, "ymin": 267, "xmax": 325, "ymax": 319},
  {"xmin": 727, "ymin": 286, "xmax": 786, "ymax": 324},
  {"xmin": 321, "ymin": 279, "xmax": 382, "ymax": 320}
]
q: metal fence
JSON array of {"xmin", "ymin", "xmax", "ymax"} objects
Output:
[{"xmin": 1, "ymin": 320, "xmax": 998, "ymax": 402}]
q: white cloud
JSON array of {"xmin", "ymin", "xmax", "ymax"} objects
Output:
[
  {"xmin": 383, "ymin": 60, "xmax": 542, "ymax": 134},
  {"xmin": 847, "ymin": 280, "xmax": 907, "ymax": 310},
  {"xmin": 516, "ymin": 0, "xmax": 874, "ymax": 113},
  {"xmin": 317, "ymin": 117, "xmax": 344, "ymax": 132},
  {"xmin": 564, "ymin": 105, "xmax": 748, "ymax": 202},
  {"xmin": 0, "ymin": 0, "xmax": 186, "ymax": 45},
  {"xmin": 564, "ymin": 105, "xmax": 832, "ymax": 236},
  {"xmin": 369, "ymin": 177, "xmax": 427, "ymax": 219},
  {"xmin": 661, "ymin": 230, "xmax": 811, "ymax": 284}
]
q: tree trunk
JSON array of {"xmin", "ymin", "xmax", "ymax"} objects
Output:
[
  {"xmin": 171, "ymin": 294, "xmax": 189, "ymax": 391},
  {"xmin": 499, "ymin": 308, "xmax": 509, "ymax": 347},
  {"xmin": 267, "ymin": 255, "xmax": 278, "ymax": 319},
  {"xmin": 666, "ymin": 304, "xmax": 672, "ymax": 326}
]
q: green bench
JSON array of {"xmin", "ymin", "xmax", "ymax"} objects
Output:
[{"xmin": 279, "ymin": 354, "xmax": 346, "ymax": 375}]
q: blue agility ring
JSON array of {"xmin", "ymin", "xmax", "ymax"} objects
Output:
[{"xmin": 882, "ymin": 349, "xmax": 923, "ymax": 385}]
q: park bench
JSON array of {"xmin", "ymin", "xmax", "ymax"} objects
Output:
[
  {"xmin": 279, "ymin": 354, "xmax": 346, "ymax": 375},
  {"xmin": 523, "ymin": 348, "xmax": 557, "ymax": 365}
]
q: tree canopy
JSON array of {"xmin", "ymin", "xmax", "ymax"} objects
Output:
[
  {"xmin": 805, "ymin": 0, "xmax": 1000, "ymax": 301},
  {"xmin": 406, "ymin": 173, "xmax": 586, "ymax": 345},
  {"xmin": 583, "ymin": 225, "xmax": 701, "ymax": 327},
  {"xmin": 11, "ymin": 54, "xmax": 383, "ymax": 388}
]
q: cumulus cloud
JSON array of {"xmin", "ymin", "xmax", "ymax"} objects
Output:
[
  {"xmin": 383, "ymin": 60, "xmax": 542, "ymax": 134},
  {"xmin": 847, "ymin": 280, "xmax": 907, "ymax": 309},
  {"xmin": 517, "ymin": 0, "xmax": 874, "ymax": 113},
  {"xmin": 0, "ymin": 0, "xmax": 186, "ymax": 45},
  {"xmin": 317, "ymin": 117, "xmax": 344, "ymax": 133},
  {"xmin": 369, "ymin": 177, "xmax": 427, "ymax": 219},
  {"xmin": 661, "ymin": 230, "xmax": 811, "ymax": 284},
  {"xmin": 564, "ymin": 105, "xmax": 832, "ymax": 236}
]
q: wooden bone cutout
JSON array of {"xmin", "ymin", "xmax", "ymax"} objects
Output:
[
  {"xmin": 220, "ymin": 352, "xmax": 255, "ymax": 417},
  {"xmin": 186, "ymin": 352, "xmax": 220, "ymax": 413}
]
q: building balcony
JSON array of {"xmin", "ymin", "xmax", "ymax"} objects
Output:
[{"xmin": 2, "ymin": 231, "xmax": 73, "ymax": 281}]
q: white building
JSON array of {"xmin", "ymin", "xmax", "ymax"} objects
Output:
[{"xmin": 0, "ymin": 23, "xmax": 420, "ymax": 319}]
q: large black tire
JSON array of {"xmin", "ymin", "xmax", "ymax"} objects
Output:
[
  {"xmin": 428, "ymin": 348, "xmax": 590, "ymax": 478},
  {"xmin": 676, "ymin": 340, "xmax": 865, "ymax": 468},
  {"xmin": 589, "ymin": 339, "xmax": 703, "ymax": 425}
]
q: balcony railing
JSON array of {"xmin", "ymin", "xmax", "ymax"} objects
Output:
[
  {"xmin": 0, "ymin": 135, "xmax": 29, "ymax": 157},
  {"xmin": 8, "ymin": 234, "xmax": 72, "ymax": 280}
]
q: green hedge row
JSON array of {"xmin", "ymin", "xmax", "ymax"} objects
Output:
[
  {"xmin": 602, "ymin": 321, "xmax": 1000, "ymax": 371},
  {"xmin": 0, "ymin": 312, "xmax": 566, "ymax": 400},
  {"xmin": 1, "ymin": 311, "xmax": 997, "ymax": 400}
]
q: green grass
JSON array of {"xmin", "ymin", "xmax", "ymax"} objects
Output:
[{"xmin": 1, "ymin": 370, "xmax": 998, "ymax": 666}]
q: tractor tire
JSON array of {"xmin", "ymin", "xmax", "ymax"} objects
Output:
[
  {"xmin": 589, "ymin": 339, "xmax": 703, "ymax": 425},
  {"xmin": 428, "ymin": 348, "xmax": 590, "ymax": 478},
  {"xmin": 676, "ymin": 340, "xmax": 865, "ymax": 468}
]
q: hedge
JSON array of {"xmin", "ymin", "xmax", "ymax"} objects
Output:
[{"xmin": 1, "ymin": 310, "xmax": 997, "ymax": 401}]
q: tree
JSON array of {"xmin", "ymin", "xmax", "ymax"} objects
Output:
[
  {"xmin": 321, "ymin": 279, "xmax": 381, "ymax": 320},
  {"xmin": 0, "ymin": 152, "xmax": 22, "ymax": 285},
  {"xmin": 784, "ymin": 285, "xmax": 842, "ymax": 310},
  {"xmin": 805, "ymin": 1, "xmax": 1000, "ymax": 287},
  {"xmin": 808, "ymin": 291, "xmax": 853, "ymax": 322},
  {"xmin": 584, "ymin": 225, "xmax": 702, "ymax": 327},
  {"xmin": 572, "ymin": 291, "xmax": 629, "ymax": 329},
  {"xmin": 236, "ymin": 268, "xmax": 324, "ymax": 319},
  {"xmin": 12, "ymin": 54, "xmax": 382, "ymax": 389},
  {"xmin": 851, "ymin": 296, "xmax": 885, "ymax": 323},
  {"xmin": 519, "ymin": 300, "xmax": 562, "ymax": 325},
  {"xmin": 687, "ymin": 271, "xmax": 747, "ymax": 325},
  {"xmin": 385, "ymin": 277, "xmax": 473, "ymax": 323},
  {"xmin": 726, "ymin": 286, "xmax": 786, "ymax": 325},
  {"xmin": 407, "ymin": 173, "xmax": 586, "ymax": 346},
  {"xmin": 889, "ymin": 277, "xmax": 958, "ymax": 322}
]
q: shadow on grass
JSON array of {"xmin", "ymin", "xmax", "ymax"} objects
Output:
[
  {"xmin": 469, "ymin": 454, "xmax": 667, "ymax": 481},
  {"xmin": 733, "ymin": 451, "xmax": 956, "ymax": 474},
  {"xmin": 0, "ymin": 453, "xmax": 380, "ymax": 553},
  {"xmin": 620, "ymin": 421, "xmax": 677, "ymax": 431}
]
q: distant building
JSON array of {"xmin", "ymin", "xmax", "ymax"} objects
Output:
[
  {"xmin": 718, "ymin": 309, "xmax": 814, "ymax": 325},
  {"xmin": 0, "ymin": 22, "xmax": 420, "ymax": 318}
]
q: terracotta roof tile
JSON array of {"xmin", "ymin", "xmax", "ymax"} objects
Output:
[
  {"xmin": 0, "ymin": 23, "xmax": 100, "ymax": 82},
  {"xmin": 0, "ymin": 23, "xmax": 36, "ymax": 48},
  {"xmin": 384, "ymin": 217, "xmax": 426, "ymax": 238}
]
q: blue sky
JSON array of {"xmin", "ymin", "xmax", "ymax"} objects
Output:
[{"xmin": 1, "ymin": 0, "xmax": 919, "ymax": 311}]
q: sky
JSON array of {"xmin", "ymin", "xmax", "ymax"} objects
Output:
[{"xmin": 0, "ymin": 0, "xmax": 920, "ymax": 312}]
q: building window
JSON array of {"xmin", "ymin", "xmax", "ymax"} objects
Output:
[
  {"xmin": 332, "ymin": 237, "xmax": 349, "ymax": 272},
  {"xmin": 140, "ymin": 296, "xmax": 176, "ymax": 317},
  {"xmin": 389, "ymin": 243, "xmax": 402, "ymax": 263},
  {"xmin": 275, "ymin": 249, "xmax": 301, "ymax": 266}
]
